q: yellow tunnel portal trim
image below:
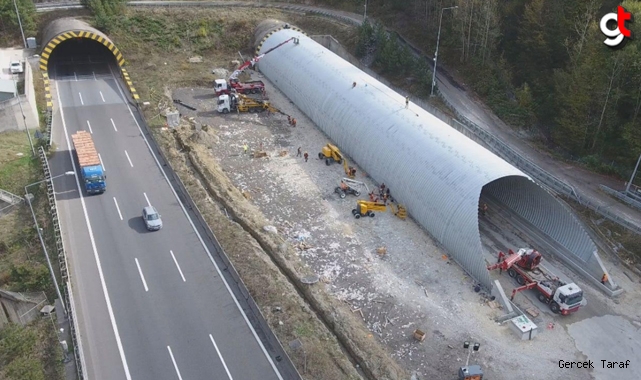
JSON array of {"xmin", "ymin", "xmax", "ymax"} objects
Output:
[{"xmin": 39, "ymin": 30, "xmax": 126, "ymax": 72}]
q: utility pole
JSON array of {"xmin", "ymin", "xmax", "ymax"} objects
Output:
[
  {"xmin": 13, "ymin": 0, "xmax": 27, "ymax": 49},
  {"xmin": 626, "ymin": 153, "xmax": 641, "ymax": 195},
  {"xmin": 431, "ymin": 5, "xmax": 458, "ymax": 97}
]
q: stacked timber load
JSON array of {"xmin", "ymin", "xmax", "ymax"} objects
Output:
[{"xmin": 71, "ymin": 131, "xmax": 101, "ymax": 167}]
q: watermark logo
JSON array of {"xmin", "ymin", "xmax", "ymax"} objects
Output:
[{"xmin": 600, "ymin": 5, "xmax": 634, "ymax": 48}]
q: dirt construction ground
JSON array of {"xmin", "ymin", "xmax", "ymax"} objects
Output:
[{"xmin": 159, "ymin": 67, "xmax": 641, "ymax": 380}]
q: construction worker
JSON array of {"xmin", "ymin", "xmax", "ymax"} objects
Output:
[
  {"xmin": 304, "ymin": 152, "xmax": 309, "ymax": 162},
  {"xmin": 369, "ymin": 191, "xmax": 376, "ymax": 202},
  {"xmin": 297, "ymin": 147, "xmax": 302, "ymax": 157},
  {"xmin": 259, "ymin": 142, "xmax": 264, "ymax": 151},
  {"xmin": 601, "ymin": 273, "xmax": 608, "ymax": 285},
  {"xmin": 243, "ymin": 144, "xmax": 248, "ymax": 154},
  {"xmin": 405, "ymin": 96, "xmax": 409, "ymax": 109},
  {"xmin": 480, "ymin": 203, "xmax": 488, "ymax": 216},
  {"xmin": 352, "ymin": 81, "xmax": 357, "ymax": 88},
  {"xmin": 288, "ymin": 115, "xmax": 292, "ymax": 125},
  {"xmin": 292, "ymin": 118, "xmax": 297, "ymax": 127},
  {"xmin": 340, "ymin": 181, "xmax": 348, "ymax": 191}
]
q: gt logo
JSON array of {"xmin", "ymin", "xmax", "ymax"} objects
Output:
[{"xmin": 600, "ymin": 6, "xmax": 634, "ymax": 48}]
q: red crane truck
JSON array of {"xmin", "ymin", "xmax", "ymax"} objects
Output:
[
  {"xmin": 487, "ymin": 248, "xmax": 586, "ymax": 315},
  {"xmin": 214, "ymin": 36, "xmax": 299, "ymax": 96}
]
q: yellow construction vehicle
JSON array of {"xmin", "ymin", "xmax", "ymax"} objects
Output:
[
  {"xmin": 318, "ymin": 143, "xmax": 357, "ymax": 177},
  {"xmin": 318, "ymin": 143, "xmax": 344, "ymax": 166},
  {"xmin": 352, "ymin": 200, "xmax": 388, "ymax": 219},
  {"xmin": 352, "ymin": 200, "xmax": 407, "ymax": 220}
]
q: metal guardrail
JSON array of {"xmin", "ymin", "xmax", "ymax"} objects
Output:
[
  {"xmin": 599, "ymin": 185, "xmax": 641, "ymax": 211},
  {"xmin": 38, "ymin": 147, "xmax": 84, "ymax": 379}
]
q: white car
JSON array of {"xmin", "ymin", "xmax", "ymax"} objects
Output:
[{"xmin": 10, "ymin": 61, "xmax": 23, "ymax": 74}]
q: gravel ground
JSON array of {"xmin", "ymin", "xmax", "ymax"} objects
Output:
[{"xmin": 169, "ymin": 71, "xmax": 641, "ymax": 380}]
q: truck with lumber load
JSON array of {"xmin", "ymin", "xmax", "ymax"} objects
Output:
[
  {"xmin": 71, "ymin": 131, "xmax": 106, "ymax": 195},
  {"xmin": 487, "ymin": 248, "xmax": 586, "ymax": 315}
]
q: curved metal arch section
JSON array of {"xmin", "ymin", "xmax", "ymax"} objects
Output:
[
  {"xmin": 483, "ymin": 176, "xmax": 601, "ymax": 277},
  {"xmin": 39, "ymin": 18, "xmax": 125, "ymax": 72},
  {"xmin": 254, "ymin": 27, "xmax": 601, "ymax": 290}
]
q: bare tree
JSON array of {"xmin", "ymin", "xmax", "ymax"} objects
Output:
[
  {"xmin": 566, "ymin": 0, "xmax": 600, "ymax": 67},
  {"xmin": 592, "ymin": 53, "xmax": 624, "ymax": 150}
]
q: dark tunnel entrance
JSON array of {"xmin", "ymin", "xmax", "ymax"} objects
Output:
[{"xmin": 47, "ymin": 38, "xmax": 118, "ymax": 80}]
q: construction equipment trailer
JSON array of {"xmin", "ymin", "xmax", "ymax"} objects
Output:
[
  {"xmin": 487, "ymin": 248, "xmax": 586, "ymax": 315},
  {"xmin": 71, "ymin": 131, "xmax": 106, "ymax": 195},
  {"xmin": 217, "ymin": 93, "xmax": 282, "ymax": 114}
]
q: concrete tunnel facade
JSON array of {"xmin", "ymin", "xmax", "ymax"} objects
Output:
[
  {"xmin": 39, "ymin": 18, "xmax": 125, "ymax": 72},
  {"xmin": 253, "ymin": 20, "xmax": 607, "ymax": 291}
]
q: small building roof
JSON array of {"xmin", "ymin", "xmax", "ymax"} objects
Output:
[{"xmin": 0, "ymin": 79, "xmax": 16, "ymax": 94}]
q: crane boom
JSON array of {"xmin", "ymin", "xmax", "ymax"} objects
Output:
[{"xmin": 229, "ymin": 37, "xmax": 299, "ymax": 81}]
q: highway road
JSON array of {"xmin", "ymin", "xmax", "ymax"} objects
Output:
[{"xmin": 48, "ymin": 59, "xmax": 290, "ymax": 380}]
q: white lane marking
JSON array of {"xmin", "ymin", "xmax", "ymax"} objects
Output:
[
  {"xmin": 109, "ymin": 65, "xmax": 285, "ymax": 380},
  {"xmin": 86, "ymin": 120, "xmax": 93, "ymax": 134},
  {"xmin": 56, "ymin": 83, "xmax": 133, "ymax": 380},
  {"xmin": 167, "ymin": 346, "xmax": 184, "ymax": 380},
  {"xmin": 209, "ymin": 334, "xmax": 234, "ymax": 380},
  {"xmin": 134, "ymin": 258, "xmax": 149, "ymax": 292},
  {"xmin": 113, "ymin": 197, "xmax": 123, "ymax": 220},
  {"xmin": 111, "ymin": 118, "xmax": 118, "ymax": 132},
  {"xmin": 124, "ymin": 150, "xmax": 134, "ymax": 168},
  {"xmin": 100, "ymin": 91, "xmax": 105, "ymax": 102},
  {"xmin": 93, "ymin": 71, "xmax": 97, "ymax": 81},
  {"xmin": 78, "ymin": 92, "xmax": 84, "ymax": 106},
  {"xmin": 169, "ymin": 250, "xmax": 186, "ymax": 282},
  {"xmin": 143, "ymin": 192, "xmax": 151, "ymax": 207},
  {"xmin": 98, "ymin": 153, "xmax": 106, "ymax": 172},
  {"xmin": 74, "ymin": 72, "xmax": 78, "ymax": 81}
]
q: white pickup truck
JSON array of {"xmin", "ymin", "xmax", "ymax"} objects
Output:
[{"xmin": 10, "ymin": 61, "xmax": 23, "ymax": 74}]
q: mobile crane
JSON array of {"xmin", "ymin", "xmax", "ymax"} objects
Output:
[
  {"xmin": 214, "ymin": 36, "xmax": 300, "ymax": 96},
  {"xmin": 487, "ymin": 248, "xmax": 586, "ymax": 315}
]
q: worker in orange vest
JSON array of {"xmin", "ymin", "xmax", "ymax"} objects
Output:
[{"xmin": 601, "ymin": 273, "xmax": 608, "ymax": 284}]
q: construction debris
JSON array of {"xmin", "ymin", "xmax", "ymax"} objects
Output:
[
  {"xmin": 253, "ymin": 151, "xmax": 268, "ymax": 158},
  {"xmin": 376, "ymin": 246, "xmax": 387, "ymax": 256},
  {"xmin": 188, "ymin": 56, "xmax": 203, "ymax": 63},
  {"xmin": 413, "ymin": 329, "xmax": 426, "ymax": 342},
  {"xmin": 526, "ymin": 307, "xmax": 540, "ymax": 318}
]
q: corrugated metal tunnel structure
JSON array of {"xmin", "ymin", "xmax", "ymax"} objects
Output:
[
  {"xmin": 253, "ymin": 21, "xmax": 607, "ymax": 291},
  {"xmin": 39, "ymin": 18, "xmax": 125, "ymax": 72}
]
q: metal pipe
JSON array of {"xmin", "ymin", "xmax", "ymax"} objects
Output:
[{"xmin": 431, "ymin": 5, "xmax": 458, "ymax": 97}]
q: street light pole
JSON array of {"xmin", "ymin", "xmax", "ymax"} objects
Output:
[
  {"xmin": 430, "ymin": 5, "xmax": 458, "ymax": 97},
  {"xmin": 13, "ymin": 74, "xmax": 35, "ymax": 156},
  {"xmin": 25, "ymin": 171, "xmax": 75, "ymax": 317},
  {"xmin": 13, "ymin": 0, "xmax": 27, "ymax": 49},
  {"xmin": 625, "ymin": 153, "xmax": 641, "ymax": 195}
]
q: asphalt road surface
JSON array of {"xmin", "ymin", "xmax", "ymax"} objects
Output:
[{"xmin": 48, "ymin": 60, "xmax": 288, "ymax": 380}]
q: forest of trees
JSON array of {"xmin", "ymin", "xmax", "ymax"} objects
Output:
[{"xmin": 355, "ymin": 0, "xmax": 641, "ymax": 178}]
